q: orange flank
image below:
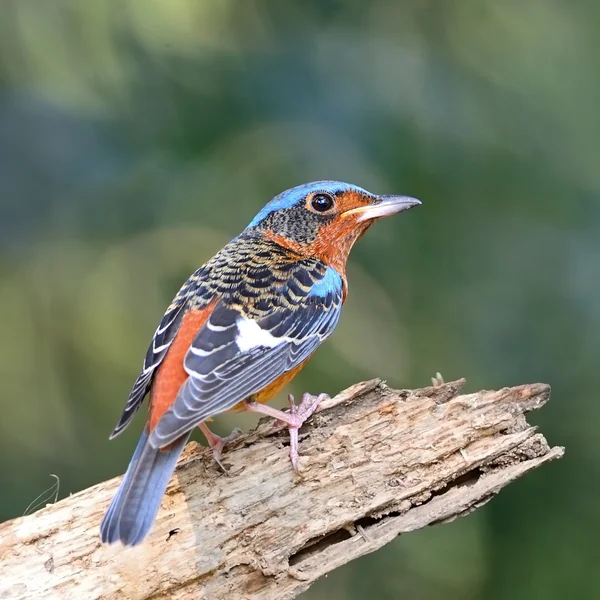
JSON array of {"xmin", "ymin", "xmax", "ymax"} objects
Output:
[
  {"xmin": 252, "ymin": 359, "xmax": 310, "ymax": 403},
  {"xmin": 231, "ymin": 358, "xmax": 311, "ymax": 411},
  {"xmin": 149, "ymin": 300, "xmax": 311, "ymax": 430},
  {"xmin": 149, "ymin": 302, "xmax": 217, "ymax": 432}
]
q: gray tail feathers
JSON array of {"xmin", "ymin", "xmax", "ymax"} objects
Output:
[{"xmin": 100, "ymin": 427, "xmax": 189, "ymax": 546}]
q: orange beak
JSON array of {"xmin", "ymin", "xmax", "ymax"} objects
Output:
[{"xmin": 342, "ymin": 195, "xmax": 421, "ymax": 222}]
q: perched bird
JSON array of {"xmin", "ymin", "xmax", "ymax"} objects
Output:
[{"xmin": 100, "ymin": 181, "xmax": 420, "ymax": 546}]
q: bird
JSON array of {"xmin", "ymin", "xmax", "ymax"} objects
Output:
[{"xmin": 100, "ymin": 180, "xmax": 421, "ymax": 546}]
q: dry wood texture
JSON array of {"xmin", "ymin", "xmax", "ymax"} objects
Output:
[{"xmin": 0, "ymin": 379, "xmax": 563, "ymax": 600}]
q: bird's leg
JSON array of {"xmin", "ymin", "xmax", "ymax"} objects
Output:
[
  {"xmin": 198, "ymin": 422, "xmax": 242, "ymax": 473},
  {"xmin": 243, "ymin": 392, "xmax": 329, "ymax": 471}
]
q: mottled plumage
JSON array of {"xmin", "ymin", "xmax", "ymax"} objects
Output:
[
  {"xmin": 111, "ymin": 233, "xmax": 342, "ymax": 437},
  {"xmin": 101, "ymin": 180, "xmax": 420, "ymax": 546}
]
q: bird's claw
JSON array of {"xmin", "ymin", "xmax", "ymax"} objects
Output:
[
  {"xmin": 212, "ymin": 428, "xmax": 243, "ymax": 472},
  {"xmin": 286, "ymin": 392, "xmax": 329, "ymax": 471},
  {"xmin": 243, "ymin": 393, "xmax": 329, "ymax": 471},
  {"xmin": 288, "ymin": 392, "xmax": 326, "ymax": 422},
  {"xmin": 199, "ymin": 423, "xmax": 242, "ymax": 473}
]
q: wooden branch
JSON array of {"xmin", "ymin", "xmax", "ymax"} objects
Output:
[{"xmin": 0, "ymin": 379, "xmax": 563, "ymax": 600}]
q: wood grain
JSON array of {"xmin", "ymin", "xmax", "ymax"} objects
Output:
[{"xmin": 0, "ymin": 379, "xmax": 563, "ymax": 600}]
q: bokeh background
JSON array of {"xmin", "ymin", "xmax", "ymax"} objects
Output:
[{"xmin": 1, "ymin": 1, "xmax": 598, "ymax": 598}]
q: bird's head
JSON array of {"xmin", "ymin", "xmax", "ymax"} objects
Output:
[{"xmin": 248, "ymin": 181, "xmax": 421, "ymax": 273}]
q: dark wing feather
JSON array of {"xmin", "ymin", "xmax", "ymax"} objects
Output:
[
  {"xmin": 109, "ymin": 269, "xmax": 209, "ymax": 438},
  {"xmin": 149, "ymin": 267, "xmax": 342, "ymax": 448}
]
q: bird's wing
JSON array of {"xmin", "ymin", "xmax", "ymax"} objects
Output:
[
  {"xmin": 110, "ymin": 269, "xmax": 210, "ymax": 438},
  {"xmin": 149, "ymin": 263, "xmax": 343, "ymax": 448}
]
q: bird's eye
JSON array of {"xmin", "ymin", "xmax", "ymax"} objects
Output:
[{"xmin": 310, "ymin": 193, "xmax": 335, "ymax": 213}]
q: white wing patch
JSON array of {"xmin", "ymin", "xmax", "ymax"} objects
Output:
[{"xmin": 235, "ymin": 316, "xmax": 285, "ymax": 352}]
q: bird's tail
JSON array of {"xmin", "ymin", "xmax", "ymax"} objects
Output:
[{"xmin": 100, "ymin": 427, "xmax": 188, "ymax": 546}]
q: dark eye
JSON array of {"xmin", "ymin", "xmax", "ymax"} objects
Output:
[{"xmin": 310, "ymin": 193, "xmax": 334, "ymax": 213}]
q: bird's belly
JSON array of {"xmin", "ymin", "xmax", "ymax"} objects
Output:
[{"xmin": 230, "ymin": 358, "xmax": 311, "ymax": 411}]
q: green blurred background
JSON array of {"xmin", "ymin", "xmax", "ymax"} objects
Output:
[{"xmin": 1, "ymin": 1, "xmax": 598, "ymax": 598}]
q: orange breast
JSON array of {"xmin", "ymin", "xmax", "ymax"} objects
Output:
[{"xmin": 149, "ymin": 303, "xmax": 216, "ymax": 432}]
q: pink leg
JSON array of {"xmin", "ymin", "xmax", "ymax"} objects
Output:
[
  {"xmin": 243, "ymin": 392, "xmax": 329, "ymax": 471},
  {"xmin": 198, "ymin": 422, "xmax": 242, "ymax": 472}
]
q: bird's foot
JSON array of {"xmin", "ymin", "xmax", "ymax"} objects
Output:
[
  {"xmin": 286, "ymin": 392, "xmax": 328, "ymax": 471},
  {"xmin": 198, "ymin": 422, "xmax": 242, "ymax": 473},
  {"xmin": 244, "ymin": 392, "xmax": 329, "ymax": 471}
]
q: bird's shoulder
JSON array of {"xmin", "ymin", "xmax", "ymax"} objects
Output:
[{"xmin": 195, "ymin": 232, "xmax": 342, "ymax": 315}]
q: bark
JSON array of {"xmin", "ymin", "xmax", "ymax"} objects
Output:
[{"xmin": 0, "ymin": 379, "xmax": 563, "ymax": 600}]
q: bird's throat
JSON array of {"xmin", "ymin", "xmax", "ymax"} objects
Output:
[{"xmin": 262, "ymin": 219, "xmax": 371, "ymax": 303}]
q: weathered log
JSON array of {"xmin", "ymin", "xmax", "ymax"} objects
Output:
[{"xmin": 0, "ymin": 379, "xmax": 563, "ymax": 600}]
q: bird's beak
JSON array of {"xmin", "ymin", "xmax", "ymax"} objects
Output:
[{"xmin": 342, "ymin": 196, "xmax": 422, "ymax": 222}]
